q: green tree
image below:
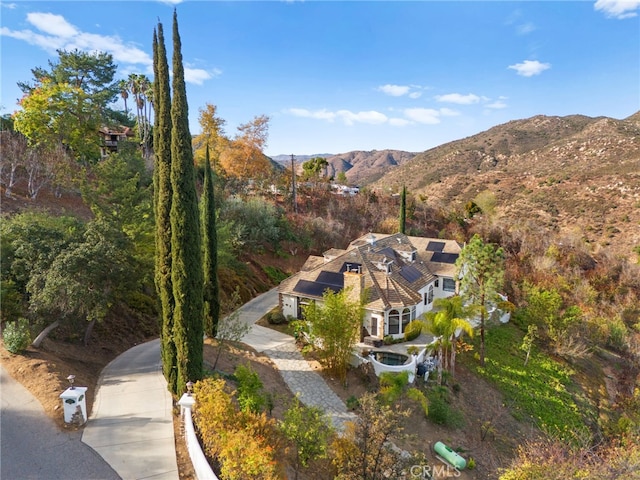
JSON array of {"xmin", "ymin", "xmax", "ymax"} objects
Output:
[
  {"xmin": 169, "ymin": 10, "xmax": 204, "ymax": 395},
  {"xmin": 14, "ymin": 80, "xmax": 102, "ymax": 162},
  {"xmin": 201, "ymin": 146, "xmax": 220, "ymax": 337},
  {"xmin": 336, "ymin": 170, "xmax": 347, "ymax": 184},
  {"xmin": 128, "ymin": 73, "xmax": 154, "ymax": 160},
  {"xmin": 234, "ymin": 363, "xmax": 266, "ymax": 414},
  {"xmin": 29, "ymin": 219, "xmax": 135, "ymax": 346},
  {"xmin": 301, "ymin": 156, "xmax": 329, "ymax": 182},
  {"xmin": 456, "ymin": 234, "xmax": 505, "ymax": 366},
  {"xmin": 424, "ymin": 295, "xmax": 474, "ymax": 380},
  {"xmin": 15, "ymin": 49, "xmax": 120, "ymax": 162},
  {"xmin": 153, "ymin": 23, "xmax": 176, "ymax": 393},
  {"xmin": 280, "ymin": 396, "xmax": 334, "ymax": 479},
  {"xmin": 399, "ymin": 185, "xmax": 407, "ymax": 234},
  {"xmin": 302, "ymin": 288, "xmax": 364, "ymax": 384}
]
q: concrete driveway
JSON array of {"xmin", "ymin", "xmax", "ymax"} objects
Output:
[{"xmin": 1, "ymin": 365, "xmax": 121, "ymax": 480}]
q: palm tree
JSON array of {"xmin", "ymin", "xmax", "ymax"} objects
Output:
[
  {"xmin": 424, "ymin": 295, "xmax": 474, "ymax": 382},
  {"xmin": 118, "ymin": 79, "xmax": 129, "ymax": 115}
]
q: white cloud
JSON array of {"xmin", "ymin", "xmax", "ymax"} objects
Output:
[
  {"xmin": 508, "ymin": 60, "xmax": 551, "ymax": 77},
  {"xmin": 594, "ymin": 0, "xmax": 640, "ymax": 19},
  {"xmin": 435, "ymin": 93, "xmax": 481, "ymax": 105},
  {"xmin": 288, "ymin": 108, "xmax": 388, "ymax": 126},
  {"xmin": 2, "ymin": 3, "xmax": 18, "ymax": 9},
  {"xmin": 439, "ymin": 108, "xmax": 460, "ymax": 117},
  {"xmin": 517, "ymin": 22, "xmax": 536, "ymax": 35},
  {"xmin": 2, "ymin": 12, "xmax": 154, "ymax": 70},
  {"xmin": 184, "ymin": 67, "xmax": 214, "ymax": 86},
  {"xmin": 408, "ymin": 91, "xmax": 422, "ymax": 99},
  {"xmin": 336, "ymin": 110, "xmax": 388, "ymax": 126},
  {"xmin": 403, "ymin": 108, "xmax": 441, "ymax": 124},
  {"xmin": 27, "ymin": 12, "xmax": 77, "ymax": 37},
  {"xmin": 288, "ymin": 108, "xmax": 337, "ymax": 121},
  {"xmin": 378, "ymin": 84, "xmax": 411, "ymax": 96},
  {"xmin": 486, "ymin": 100, "xmax": 508, "ymax": 109},
  {"xmin": 389, "ymin": 118, "xmax": 412, "ymax": 127}
]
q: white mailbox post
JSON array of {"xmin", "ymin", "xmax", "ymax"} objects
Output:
[{"xmin": 59, "ymin": 375, "xmax": 87, "ymax": 425}]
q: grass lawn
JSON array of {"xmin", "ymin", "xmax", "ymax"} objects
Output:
[{"xmin": 461, "ymin": 323, "xmax": 598, "ymax": 445}]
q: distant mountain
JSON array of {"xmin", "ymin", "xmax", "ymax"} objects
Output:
[
  {"xmin": 270, "ymin": 150, "xmax": 418, "ymax": 185},
  {"xmin": 369, "ymin": 112, "xmax": 640, "ymax": 259},
  {"xmin": 270, "ymin": 154, "xmax": 333, "ymax": 165},
  {"xmin": 324, "ymin": 150, "xmax": 418, "ymax": 185}
]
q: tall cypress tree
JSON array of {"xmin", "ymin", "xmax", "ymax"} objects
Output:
[
  {"xmin": 170, "ymin": 9, "xmax": 203, "ymax": 395},
  {"xmin": 399, "ymin": 185, "xmax": 407, "ymax": 234},
  {"xmin": 201, "ymin": 145, "xmax": 220, "ymax": 337},
  {"xmin": 153, "ymin": 23, "xmax": 176, "ymax": 393}
]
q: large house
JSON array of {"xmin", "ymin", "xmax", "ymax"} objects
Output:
[{"xmin": 278, "ymin": 232, "xmax": 462, "ymax": 343}]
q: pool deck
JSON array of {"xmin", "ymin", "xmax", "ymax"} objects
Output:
[{"xmin": 355, "ymin": 333, "xmax": 436, "ymax": 355}]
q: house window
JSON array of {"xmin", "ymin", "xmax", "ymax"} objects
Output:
[
  {"xmin": 388, "ymin": 309, "xmax": 400, "ymax": 335},
  {"xmin": 371, "ymin": 317, "xmax": 378, "ymax": 337},
  {"xmin": 435, "ymin": 279, "xmax": 439, "ymax": 288},
  {"xmin": 443, "ymin": 278, "xmax": 456, "ymax": 292},
  {"xmin": 401, "ymin": 307, "xmax": 412, "ymax": 332},
  {"xmin": 425, "ymin": 285, "xmax": 434, "ymax": 305},
  {"xmin": 297, "ymin": 297, "xmax": 312, "ymax": 319}
]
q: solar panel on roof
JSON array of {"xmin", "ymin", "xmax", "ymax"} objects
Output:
[
  {"xmin": 293, "ymin": 279, "xmax": 341, "ymax": 297},
  {"xmin": 426, "ymin": 241, "xmax": 446, "ymax": 252},
  {"xmin": 399, "ymin": 265, "xmax": 422, "ymax": 283},
  {"xmin": 316, "ymin": 271, "xmax": 344, "ymax": 287},
  {"xmin": 431, "ymin": 252, "xmax": 459, "ymax": 264}
]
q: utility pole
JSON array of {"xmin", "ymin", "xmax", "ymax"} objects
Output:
[{"xmin": 291, "ymin": 153, "xmax": 298, "ymax": 213}]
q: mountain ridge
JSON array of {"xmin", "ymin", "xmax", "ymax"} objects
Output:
[{"xmin": 367, "ymin": 111, "xmax": 640, "ymax": 260}]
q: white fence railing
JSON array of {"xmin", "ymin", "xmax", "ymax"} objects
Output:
[{"xmin": 178, "ymin": 394, "xmax": 219, "ymax": 480}]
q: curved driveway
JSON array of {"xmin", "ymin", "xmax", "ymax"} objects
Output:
[
  {"xmin": 82, "ymin": 338, "xmax": 178, "ymax": 480},
  {"xmin": 1, "ymin": 365, "xmax": 120, "ymax": 480}
]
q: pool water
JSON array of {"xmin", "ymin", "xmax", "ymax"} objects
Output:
[{"xmin": 371, "ymin": 351, "xmax": 410, "ymax": 366}]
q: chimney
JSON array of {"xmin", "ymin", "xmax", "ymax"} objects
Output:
[{"xmin": 343, "ymin": 269, "xmax": 365, "ymax": 304}]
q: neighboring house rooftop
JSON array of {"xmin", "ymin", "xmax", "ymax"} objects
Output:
[{"xmin": 279, "ymin": 232, "xmax": 462, "ymax": 312}]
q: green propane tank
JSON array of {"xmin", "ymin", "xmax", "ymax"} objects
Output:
[{"xmin": 433, "ymin": 441, "xmax": 466, "ymax": 470}]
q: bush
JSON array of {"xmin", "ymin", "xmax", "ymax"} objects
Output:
[
  {"xmin": 3, "ymin": 318, "xmax": 31, "ymax": 354},
  {"xmin": 427, "ymin": 387, "xmax": 464, "ymax": 428},
  {"xmin": 267, "ymin": 310, "xmax": 287, "ymax": 325},
  {"xmin": 234, "ymin": 364, "xmax": 266, "ymax": 414},
  {"xmin": 404, "ymin": 320, "xmax": 423, "ymax": 341},
  {"xmin": 263, "ymin": 265, "xmax": 289, "ymax": 284}
]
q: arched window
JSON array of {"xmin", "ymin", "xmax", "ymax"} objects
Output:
[
  {"xmin": 388, "ymin": 309, "xmax": 400, "ymax": 335},
  {"xmin": 401, "ymin": 307, "xmax": 412, "ymax": 332}
]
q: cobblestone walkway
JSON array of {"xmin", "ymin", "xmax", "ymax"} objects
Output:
[
  {"xmin": 262, "ymin": 338, "xmax": 357, "ymax": 431},
  {"xmin": 238, "ymin": 289, "xmax": 357, "ymax": 431}
]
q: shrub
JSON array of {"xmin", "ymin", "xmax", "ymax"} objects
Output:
[
  {"xmin": 407, "ymin": 388, "xmax": 429, "ymax": 418},
  {"xmin": 3, "ymin": 318, "xmax": 31, "ymax": 354},
  {"xmin": 263, "ymin": 265, "xmax": 289, "ymax": 284},
  {"xmin": 267, "ymin": 310, "xmax": 287, "ymax": 325},
  {"xmin": 234, "ymin": 364, "xmax": 266, "ymax": 414},
  {"xmin": 427, "ymin": 387, "xmax": 464, "ymax": 428},
  {"xmin": 346, "ymin": 395, "xmax": 360, "ymax": 411},
  {"xmin": 404, "ymin": 320, "xmax": 423, "ymax": 341}
]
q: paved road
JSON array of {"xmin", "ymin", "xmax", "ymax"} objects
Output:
[
  {"xmin": 82, "ymin": 339, "xmax": 178, "ymax": 480},
  {"xmin": 1, "ymin": 365, "xmax": 121, "ymax": 480}
]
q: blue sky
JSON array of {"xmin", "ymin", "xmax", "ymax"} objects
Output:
[{"xmin": 1, "ymin": 1, "xmax": 639, "ymax": 156}]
